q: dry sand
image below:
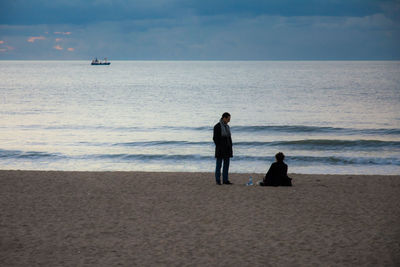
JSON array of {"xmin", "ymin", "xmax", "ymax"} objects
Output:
[{"xmin": 1, "ymin": 170, "xmax": 399, "ymax": 266}]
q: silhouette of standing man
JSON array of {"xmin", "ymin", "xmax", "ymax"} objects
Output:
[{"xmin": 213, "ymin": 112, "xmax": 233, "ymax": 185}]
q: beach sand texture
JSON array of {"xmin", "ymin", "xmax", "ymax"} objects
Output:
[{"xmin": 1, "ymin": 170, "xmax": 399, "ymax": 266}]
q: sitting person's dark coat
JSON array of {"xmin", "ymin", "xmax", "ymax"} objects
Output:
[{"xmin": 260, "ymin": 152, "xmax": 292, "ymax": 186}]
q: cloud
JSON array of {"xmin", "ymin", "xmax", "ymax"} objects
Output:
[
  {"xmin": 0, "ymin": 44, "xmax": 15, "ymax": 53},
  {"xmin": 27, "ymin": 36, "xmax": 46, "ymax": 42},
  {"xmin": 53, "ymin": 45, "xmax": 63, "ymax": 50},
  {"xmin": 1, "ymin": 0, "xmax": 399, "ymax": 59},
  {"xmin": 70, "ymin": 11, "xmax": 399, "ymax": 60},
  {"xmin": 1, "ymin": 0, "xmax": 397, "ymax": 26},
  {"xmin": 54, "ymin": 31, "xmax": 71, "ymax": 35}
]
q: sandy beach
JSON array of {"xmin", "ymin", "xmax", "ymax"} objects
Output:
[{"xmin": 1, "ymin": 170, "xmax": 399, "ymax": 266}]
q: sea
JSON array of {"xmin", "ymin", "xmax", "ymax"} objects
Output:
[{"xmin": 1, "ymin": 61, "xmax": 399, "ymax": 175}]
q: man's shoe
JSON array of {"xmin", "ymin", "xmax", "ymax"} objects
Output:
[
  {"xmin": 223, "ymin": 181, "xmax": 233, "ymax": 185},
  {"xmin": 216, "ymin": 182, "xmax": 222, "ymax": 185}
]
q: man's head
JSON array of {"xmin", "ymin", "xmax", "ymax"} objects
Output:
[
  {"xmin": 275, "ymin": 152, "xmax": 285, "ymax": 162},
  {"xmin": 221, "ymin": 112, "xmax": 231, "ymax": 124}
]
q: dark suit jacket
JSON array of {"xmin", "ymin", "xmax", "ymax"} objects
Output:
[{"xmin": 213, "ymin": 122, "xmax": 233, "ymax": 158}]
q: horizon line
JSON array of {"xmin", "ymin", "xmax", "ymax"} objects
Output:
[{"xmin": 1, "ymin": 59, "xmax": 400, "ymax": 61}]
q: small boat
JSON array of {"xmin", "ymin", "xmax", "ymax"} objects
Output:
[{"xmin": 91, "ymin": 58, "xmax": 111, "ymax": 65}]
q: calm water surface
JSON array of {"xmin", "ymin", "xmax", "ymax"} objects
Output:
[{"xmin": 1, "ymin": 61, "xmax": 399, "ymax": 174}]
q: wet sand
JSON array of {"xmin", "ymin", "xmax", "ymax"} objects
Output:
[{"xmin": 1, "ymin": 170, "xmax": 399, "ymax": 266}]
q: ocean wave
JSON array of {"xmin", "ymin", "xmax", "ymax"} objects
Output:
[
  {"xmin": 280, "ymin": 155, "xmax": 400, "ymax": 166},
  {"xmin": 17, "ymin": 125, "xmax": 144, "ymax": 131},
  {"xmin": 0, "ymin": 149, "xmax": 65, "ymax": 159},
  {"xmin": 235, "ymin": 155, "xmax": 400, "ymax": 166},
  {"xmin": 111, "ymin": 139, "xmax": 400, "ymax": 150},
  {"xmin": 113, "ymin": 141, "xmax": 211, "ymax": 147},
  {"xmin": 92, "ymin": 153, "xmax": 211, "ymax": 161},
  {"xmin": 1, "ymin": 149, "xmax": 399, "ymax": 166},
  {"xmin": 162, "ymin": 125, "xmax": 400, "ymax": 135},
  {"xmin": 267, "ymin": 139, "xmax": 400, "ymax": 150},
  {"xmin": 91, "ymin": 154, "xmax": 400, "ymax": 166},
  {"xmin": 11, "ymin": 124, "xmax": 400, "ymax": 136},
  {"xmin": 230, "ymin": 125, "xmax": 400, "ymax": 135}
]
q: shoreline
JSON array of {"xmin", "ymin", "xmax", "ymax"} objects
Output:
[
  {"xmin": 1, "ymin": 170, "xmax": 399, "ymax": 266},
  {"xmin": 1, "ymin": 169, "xmax": 399, "ymax": 176}
]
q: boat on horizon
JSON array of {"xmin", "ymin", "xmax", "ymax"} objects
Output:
[{"xmin": 91, "ymin": 58, "xmax": 111, "ymax": 65}]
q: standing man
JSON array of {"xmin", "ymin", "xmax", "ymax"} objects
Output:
[{"xmin": 213, "ymin": 112, "xmax": 233, "ymax": 185}]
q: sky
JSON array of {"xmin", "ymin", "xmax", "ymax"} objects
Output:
[{"xmin": 0, "ymin": 0, "xmax": 399, "ymax": 60}]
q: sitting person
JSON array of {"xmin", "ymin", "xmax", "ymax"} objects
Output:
[{"xmin": 260, "ymin": 152, "xmax": 292, "ymax": 186}]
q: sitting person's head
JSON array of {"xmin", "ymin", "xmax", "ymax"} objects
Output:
[{"xmin": 275, "ymin": 152, "xmax": 285, "ymax": 163}]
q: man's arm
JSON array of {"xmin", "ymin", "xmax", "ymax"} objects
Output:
[{"xmin": 213, "ymin": 124, "xmax": 221, "ymax": 145}]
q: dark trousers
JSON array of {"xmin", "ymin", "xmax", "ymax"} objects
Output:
[{"xmin": 215, "ymin": 158, "xmax": 230, "ymax": 184}]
